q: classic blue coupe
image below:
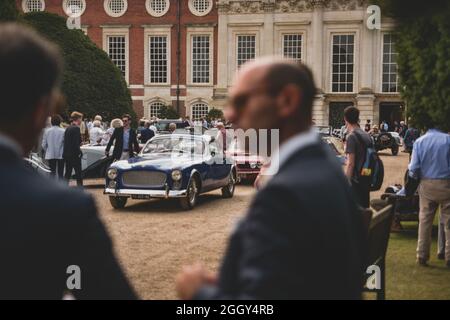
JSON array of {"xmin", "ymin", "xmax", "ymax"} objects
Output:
[{"xmin": 104, "ymin": 134, "xmax": 237, "ymax": 210}]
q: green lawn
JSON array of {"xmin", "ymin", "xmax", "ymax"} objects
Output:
[{"xmin": 383, "ymin": 221, "xmax": 450, "ymax": 300}]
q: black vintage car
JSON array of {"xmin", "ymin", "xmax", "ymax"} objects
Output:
[{"xmin": 372, "ymin": 132, "xmax": 400, "ymax": 155}]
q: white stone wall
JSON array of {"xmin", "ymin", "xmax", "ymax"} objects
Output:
[{"xmin": 214, "ymin": 0, "xmax": 403, "ymax": 128}]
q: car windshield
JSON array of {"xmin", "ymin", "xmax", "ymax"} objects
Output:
[
  {"xmin": 142, "ymin": 136, "xmax": 205, "ymax": 155},
  {"xmin": 156, "ymin": 121, "xmax": 184, "ymax": 131},
  {"xmin": 314, "ymin": 126, "xmax": 332, "ymax": 135}
]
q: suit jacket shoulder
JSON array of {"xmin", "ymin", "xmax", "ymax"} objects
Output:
[
  {"xmin": 0, "ymin": 162, "xmax": 136, "ymax": 299},
  {"xmin": 196, "ymin": 141, "xmax": 364, "ymax": 300}
]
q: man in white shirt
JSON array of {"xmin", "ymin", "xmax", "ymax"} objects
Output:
[{"xmin": 42, "ymin": 115, "xmax": 65, "ymax": 178}]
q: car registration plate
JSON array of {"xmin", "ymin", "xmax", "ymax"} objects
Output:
[{"xmin": 132, "ymin": 194, "xmax": 151, "ymax": 200}]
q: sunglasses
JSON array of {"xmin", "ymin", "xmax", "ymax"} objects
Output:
[{"xmin": 229, "ymin": 87, "xmax": 272, "ymax": 111}]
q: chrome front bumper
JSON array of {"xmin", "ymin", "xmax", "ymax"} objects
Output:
[{"xmin": 104, "ymin": 188, "xmax": 187, "ymax": 198}]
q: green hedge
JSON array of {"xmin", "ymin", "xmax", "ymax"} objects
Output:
[
  {"xmin": 376, "ymin": 0, "xmax": 450, "ymax": 131},
  {"xmin": 207, "ymin": 108, "xmax": 224, "ymax": 121},
  {"xmin": 21, "ymin": 12, "xmax": 135, "ymax": 121},
  {"xmin": 158, "ymin": 105, "xmax": 180, "ymax": 119},
  {"xmin": 0, "ymin": 0, "xmax": 19, "ymax": 22}
]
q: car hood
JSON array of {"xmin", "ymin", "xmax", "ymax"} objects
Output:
[{"xmin": 110, "ymin": 153, "xmax": 203, "ymax": 171}]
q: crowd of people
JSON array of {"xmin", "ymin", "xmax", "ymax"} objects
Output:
[
  {"xmin": 40, "ymin": 105, "xmax": 231, "ymax": 186},
  {"xmin": 0, "ymin": 23, "xmax": 448, "ymax": 300},
  {"xmin": 341, "ymin": 117, "xmax": 420, "ymax": 158}
]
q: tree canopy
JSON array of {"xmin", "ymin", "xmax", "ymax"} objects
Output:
[
  {"xmin": 0, "ymin": 0, "xmax": 19, "ymax": 22},
  {"xmin": 377, "ymin": 0, "xmax": 450, "ymax": 131},
  {"xmin": 23, "ymin": 12, "xmax": 135, "ymax": 121},
  {"xmin": 158, "ymin": 105, "xmax": 180, "ymax": 119},
  {"xmin": 207, "ymin": 108, "xmax": 224, "ymax": 121},
  {"xmin": 1, "ymin": 7, "xmax": 135, "ymax": 121}
]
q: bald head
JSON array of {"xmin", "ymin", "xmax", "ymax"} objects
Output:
[{"xmin": 227, "ymin": 57, "xmax": 316, "ymax": 135}]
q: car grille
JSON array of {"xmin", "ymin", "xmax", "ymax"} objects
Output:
[
  {"xmin": 237, "ymin": 163, "xmax": 260, "ymax": 170},
  {"xmin": 237, "ymin": 163, "xmax": 252, "ymax": 170},
  {"xmin": 122, "ymin": 171, "xmax": 167, "ymax": 188}
]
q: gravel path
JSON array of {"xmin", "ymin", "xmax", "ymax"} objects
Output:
[{"xmin": 85, "ymin": 150, "xmax": 409, "ymax": 299}]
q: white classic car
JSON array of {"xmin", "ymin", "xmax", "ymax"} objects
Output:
[
  {"xmin": 79, "ymin": 144, "xmax": 114, "ymax": 178},
  {"xmin": 24, "ymin": 145, "xmax": 116, "ymax": 179}
]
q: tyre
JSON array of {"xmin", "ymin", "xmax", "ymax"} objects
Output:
[
  {"xmin": 109, "ymin": 196, "xmax": 128, "ymax": 209},
  {"xmin": 221, "ymin": 170, "xmax": 236, "ymax": 198},
  {"xmin": 179, "ymin": 176, "xmax": 199, "ymax": 210},
  {"xmin": 391, "ymin": 144, "xmax": 399, "ymax": 156}
]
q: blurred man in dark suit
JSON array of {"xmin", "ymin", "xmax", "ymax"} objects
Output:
[
  {"xmin": 176, "ymin": 58, "xmax": 365, "ymax": 299},
  {"xmin": 0, "ymin": 24, "xmax": 136, "ymax": 299},
  {"xmin": 139, "ymin": 120, "xmax": 155, "ymax": 144}
]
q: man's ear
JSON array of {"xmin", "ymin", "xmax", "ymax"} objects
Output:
[{"xmin": 277, "ymin": 84, "xmax": 303, "ymax": 119}]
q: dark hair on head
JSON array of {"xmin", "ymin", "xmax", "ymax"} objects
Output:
[
  {"xmin": 264, "ymin": 62, "xmax": 316, "ymax": 122},
  {"xmin": 0, "ymin": 23, "xmax": 62, "ymax": 128},
  {"xmin": 344, "ymin": 106, "xmax": 360, "ymax": 125},
  {"xmin": 51, "ymin": 115, "xmax": 62, "ymax": 126},
  {"xmin": 122, "ymin": 114, "xmax": 131, "ymax": 120}
]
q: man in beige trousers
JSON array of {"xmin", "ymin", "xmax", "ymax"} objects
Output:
[{"xmin": 408, "ymin": 128, "xmax": 450, "ymax": 267}]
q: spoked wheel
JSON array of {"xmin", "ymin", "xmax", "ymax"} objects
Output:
[
  {"xmin": 221, "ymin": 170, "xmax": 236, "ymax": 198},
  {"xmin": 180, "ymin": 177, "xmax": 199, "ymax": 210},
  {"xmin": 109, "ymin": 196, "xmax": 128, "ymax": 209}
]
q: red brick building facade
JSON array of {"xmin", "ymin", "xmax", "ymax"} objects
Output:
[{"xmin": 17, "ymin": 0, "xmax": 218, "ymax": 119}]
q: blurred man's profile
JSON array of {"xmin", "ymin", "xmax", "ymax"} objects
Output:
[
  {"xmin": 176, "ymin": 57, "xmax": 366, "ymax": 299},
  {"xmin": 0, "ymin": 23, "xmax": 136, "ymax": 299}
]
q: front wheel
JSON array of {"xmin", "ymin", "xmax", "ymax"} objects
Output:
[
  {"xmin": 221, "ymin": 170, "xmax": 236, "ymax": 198},
  {"xmin": 179, "ymin": 177, "xmax": 199, "ymax": 210},
  {"xmin": 391, "ymin": 144, "xmax": 399, "ymax": 156},
  {"xmin": 109, "ymin": 196, "xmax": 128, "ymax": 209}
]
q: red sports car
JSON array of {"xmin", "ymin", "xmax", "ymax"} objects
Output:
[{"xmin": 226, "ymin": 147, "xmax": 265, "ymax": 183}]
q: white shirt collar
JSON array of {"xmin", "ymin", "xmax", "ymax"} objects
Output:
[
  {"xmin": 265, "ymin": 128, "xmax": 319, "ymax": 177},
  {"xmin": 0, "ymin": 132, "xmax": 23, "ymax": 157}
]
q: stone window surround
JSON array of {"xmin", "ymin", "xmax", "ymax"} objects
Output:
[
  {"xmin": 228, "ymin": 24, "xmax": 262, "ymax": 85},
  {"xmin": 143, "ymin": 25, "xmax": 172, "ymax": 86},
  {"xmin": 188, "ymin": 0, "xmax": 213, "ymax": 17},
  {"xmin": 186, "ymin": 26, "xmax": 215, "ymax": 86},
  {"xmin": 62, "ymin": 0, "xmax": 87, "ymax": 17},
  {"xmin": 377, "ymin": 26, "xmax": 399, "ymax": 94},
  {"xmin": 22, "ymin": 0, "xmax": 45, "ymax": 13},
  {"xmin": 102, "ymin": 26, "xmax": 130, "ymax": 84},
  {"xmin": 104, "ymin": 0, "xmax": 128, "ymax": 18},
  {"xmin": 146, "ymin": 0, "xmax": 170, "ymax": 18},
  {"xmin": 190, "ymin": 101, "xmax": 210, "ymax": 120},
  {"xmin": 324, "ymin": 24, "xmax": 360, "ymax": 94},
  {"xmin": 274, "ymin": 24, "xmax": 308, "ymax": 62}
]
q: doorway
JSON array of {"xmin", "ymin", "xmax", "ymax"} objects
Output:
[
  {"xmin": 379, "ymin": 102, "xmax": 404, "ymax": 130},
  {"xmin": 329, "ymin": 102, "xmax": 354, "ymax": 130}
]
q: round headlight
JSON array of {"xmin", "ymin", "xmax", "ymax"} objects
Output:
[
  {"xmin": 250, "ymin": 162, "xmax": 257, "ymax": 169},
  {"xmin": 256, "ymin": 162, "xmax": 263, "ymax": 169},
  {"xmin": 171, "ymin": 170, "xmax": 182, "ymax": 181},
  {"xmin": 107, "ymin": 168, "xmax": 118, "ymax": 180}
]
